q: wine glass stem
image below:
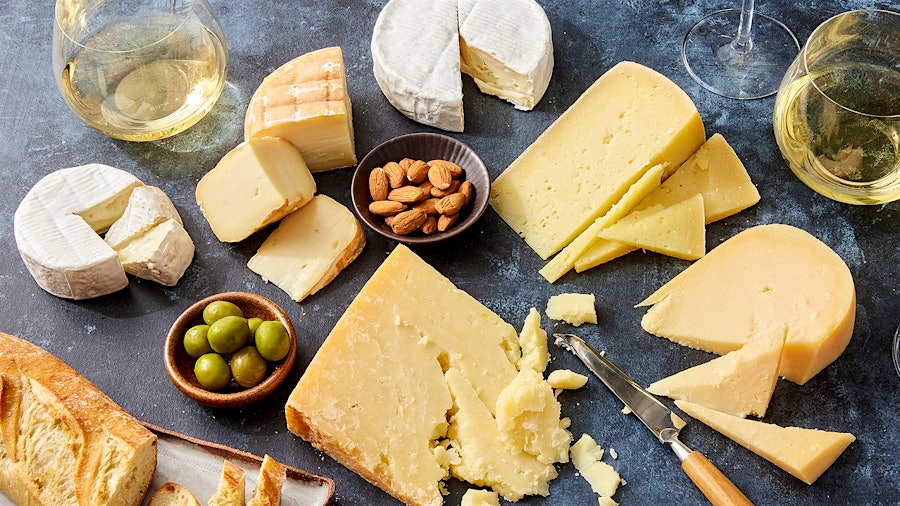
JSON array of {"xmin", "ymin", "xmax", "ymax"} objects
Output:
[{"xmin": 730, "ymin": 0, "xmax": 756, "ymax": 55}]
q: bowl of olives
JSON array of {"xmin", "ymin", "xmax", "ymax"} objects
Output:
[{"xmin": 164, "ymin": 291, "xmax": 297, "ymax": 408}]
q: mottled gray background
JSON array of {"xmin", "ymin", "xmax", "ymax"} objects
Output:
[{"xmin": 1, "ymin": 0, "xmax": 898, "ymax": 504}]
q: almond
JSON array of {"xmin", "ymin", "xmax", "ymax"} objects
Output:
[
  {"xmin": 369, "ymin": 200, "xmax": 407, "ymax": 216},
  {"xmin": 420, "ymin": 216, "xmax": 438, "ymax": 235},
  {"xmin": 427, "ymin": 163, "xmax": 453, "ymax": 190},
  {"xmin": 428, "ymin": 159, "xmax": 463, "ymax": 178},
  {"xmin": 391, "ymin": 208, "xmax": 427, "ymax": 235},
  {"xmin": 406, "ymin": 160, "xmax": 430, "ymax": 184},
  {"xmin": 385, "ymin": 215, "xmax": 395, "ymax": 227},
  {"xmin": 458, "ymin": 180, "xmax": 473, "ymax": 206},
  {"xmin": 387, "ymin": 185, "xmax": 426, "ymax": 203},
  {"xmin": 431, "ymin": 179, "xmax": 461, "ymax": 198},
  {"xmin": 384, "ymin": 161, "xmax": 407, "ymax": 188},
  {"xmin": 435, "ymin": 193, "xmax": 467, "ymax": 215},
  {"xmin": 369, "ymin": 167, "xmax": 389, "ymax": 201},
  {"xmin": 399, "ymin": 158, "xmax": 414, "ymax": 170},
  {"xmin": 413, "ymin": 197, "xmax": 441, "ymax": 215},
  {"xmin": 418, "ymin": 180, "xmax": 434, "ymax": 195},
  {"xmin": 437, "ymin": 213, "xmax": 459, "ymax": 232}
]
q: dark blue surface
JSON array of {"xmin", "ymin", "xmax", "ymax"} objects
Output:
[{"xmin": 1, "ymin": 1, "xmax": 898, "ymax": 505}]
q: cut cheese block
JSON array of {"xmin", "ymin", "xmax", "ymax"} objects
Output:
[
  {"xmin": 675, "ymin": 400, "xmax": 856, "ymax": 485},
  {"xmin": 517, "ymin": 307, "xmax": 549, "ymax": 373},
  {"xmin": 118, "ymin": 218, "xmax": 194, "ymax": 286},
  {"xmin": 244, "ymin": 47, "xmax": 356, "ymax": 172},
  {"xmin": 286, "ymin": 245, "xmax": 568, "ymax": 505},
  {"xmin": 648, "ymin": 328, "xmax": 786, "ymax": 418},
  {"xmin": 196, "ymin": 137, "xmax": 316, "ymax": 243},
  {"xmin": 247, "ymin": 195, "xmax": 365, "ymax": 302},
  {"xmin": 104, "ymin": 185, "xmax": 182, "ymax": 250},
  {"xmin": 638, "ymin": 224, "xmax": 856, "ymax": 384},
  {"xmin": 490, "ymin": 61, "xmax": 705, "ymax": 259},
  {"xmin": 546, "ymin": 293, "xmax": 597, "ymax": 326},
  {"xmin": 597, "ymin": 193, "xmax": 706, "ymax": 261},
  {"xmin": 570, "ymin": 434, "xmax": 622, "ymax": 499}
]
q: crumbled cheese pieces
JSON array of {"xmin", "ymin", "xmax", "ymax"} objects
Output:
[
  {"xmin": 517, "ymin": 308, "xmax": 549, "ymax": 373},
  {"xmin": 548, "ymin": 369, "xmax": 588, "ymax": 390},
  {"xmin": 638, "ymin": 224, "xmax": 855, "ymax": 384},
  {"xmin": 460, "ymin": 489, "xmax": 500, "ymax": 506},
  {"xmin": 571, "ymin": 434, "xmax": 623, "ymax": 503},
  {"xmin": 546, "ymin": 293, "xmax": 597, "ymax": 326}
]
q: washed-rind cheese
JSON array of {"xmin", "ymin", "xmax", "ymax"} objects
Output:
[
  {"xmin": 639, "ymin": 224, "xmax": 855, "ymax": 384},
  {"xmin": 490, "ymin": 62, "xmax": 705, "ymax": 259},
  {"xmin": 248, "ymin": 195, "xmax": 365, "ymax": 302},
  {"xmin": 245, "ymin": 47, "xmax": 356, "ymax": 172},
  {"xmin": 676, "ymin": 400, "xmax": 856, "ymax": 485}
]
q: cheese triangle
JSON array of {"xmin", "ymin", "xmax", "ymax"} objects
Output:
[
  {"xmin": 598, "ymin": 194, "xmax": 706, "ymax": 261},
  {"xmin": 675, "ymin": 400, "xmax": 856, "ymax": 485},
  {"xmin": 648, "ymin": 328, "xmax": 785, "ymax": 417}
]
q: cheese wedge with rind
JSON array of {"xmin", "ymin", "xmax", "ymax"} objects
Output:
[
  {"xmin": 598, "ymin": 193, "xmax": 706, "ymax": 261},
  {"xmin": 104, "ymin": 185, "xmax": 182, "ymax": 250},
  {"xmin": 118, "ymin": 218, "xmax": 194, "ymax": 287},
  {"xmin": 648, "ymin": 328, "xmax": 785, "ymax": 418},
  {"xmin": 245, "ymin": 47, "xmax": 356, "ymax": 172},
  {"xmin": 675, "ymin": 400, "xmax": 856, "ymax": 485},
  {"xmin": 490, "ymin": 61, "xmax": 705, "ymax": 259},
  {"xmin": 639, "ymin": 224, "xmax": 855, "ymax": 384}
]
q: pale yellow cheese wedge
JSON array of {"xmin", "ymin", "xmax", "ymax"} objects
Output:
[
  {"xmin": 598, "ymin": 194, "xmax": 706, "ymax": 261},
  {"xmin": 196, "ymin": 137, "xmax": 316, "ymax": 243},
  {"xmin": 648, "ymin": 328, "xmax": 785, "ymax": 417},
  {"xmin": 490, "ymin": 61, "xmax": 705, "ymax": 259},
  {"xmin": 638, "ymin": 224, "xmax": 855, "ymax": 384},
  {"xmin": 248, "ymin": 195, "xmax": 364, "ymax": 302},
  {"xmin": 675, "ymin": 400, "xmax": 856, "ymax": 485},
  {"xmin": 517, "ymin": 307, "xmax": 549, "ymax": 373},
  {"xmin": 245, "ymin": 47, "xmax": 356, "ymax": 172}
]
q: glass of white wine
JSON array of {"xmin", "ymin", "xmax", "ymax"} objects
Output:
[
  {"xmin": 53, "ymin": 0, "xmax": 228, "ymax": 142},
  {"xmin": 773, "ymin": 9, "xmax": 900, "ymax": 205}
]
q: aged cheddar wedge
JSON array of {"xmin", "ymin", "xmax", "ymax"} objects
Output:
[
  {"xmin": 196, "ymin": 137, "xmax": 316, "ymax": 243},
  {"xmin": 676, "ymin": 400, "xmax": 856, "ymax": 485},
  {"xmin": 598, "ymin": 194, "xmax": 706, "ymax": 261},
  {"xmin": 490, "ymin": 61, "xmax": 705, "ymax": 259},
  {"xmin": 638, "ymin": 224, "xmax": 855, "ymax": 384},
  {"xmin": 248, "ymin": 195, "xmax": 364, "ymax": 302},
  {"xmin": 648, "ymin": 328, "xmax": 785, "ymax": 418},
  {"xmin": 245, "ymin": 47, "xmax": 356, "ymax": 172}
]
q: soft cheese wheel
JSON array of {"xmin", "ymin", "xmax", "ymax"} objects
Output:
[
  {"xmin": 244, "ymin": 47, "xmax": 356, "ymax": 172},
  {"xmin": 490, "ymin": 61, "xmax": 705, "ymax": 259},
  {"xmin": 458, "ymin": 0, "xmax": 553, "ymax": 111},
  {"xmin": 14, "ymin": 164, "xmax": 142, "ymax": 299},
  {"xmin": 639, "ymin": 224, "xmax": 856, "ymax": 384}
]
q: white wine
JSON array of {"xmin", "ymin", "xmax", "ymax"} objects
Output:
[
  {"xmin": 59, "ymin": 12, "xmax": 227, "ymax": 141},
  {"xmin": 774, "ymin": 62, "xmax": 900, "ymax": 204}
]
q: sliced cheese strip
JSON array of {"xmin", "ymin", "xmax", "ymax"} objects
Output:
[
  {"xmin": 196, "ymin": 137, "xmax": 316, "ymax": 243},
  {"xmin": 490, "ymin": 62, "xmax": 705, "ymax": 259},
  {"xmin": 244, "ymin": 47, "xmax": 356, "ymax": 172},
  {"xmin": 248, "ymin": 195, "xmax": 365, "ymax": 302},
  {"xmin": 118, "ymin": 219, "xmax": 194, "ymax": 287},
  {"xmin": 517, "ymin": 307, "xmax": 549, "ymax": 373},
  {"xmin": 574, "ymin": 240, "xmax": 634, "ymax": 273},
  {"xmin": 638, "ymin": 224, "xmax": 855, "ymax": 384},
  {"xmin": 597, "ymin": 193, "xmax": 706, "ymax": 261},
  {"xmin": 675, "ymin": 400, "xmax": 856, "ymax": 485},
  {"xmin": 648, "ymin": 328, "xmax": 785, "ymax": 418},
  {"xmin": 105, "ymin": 185, "xmax": 182, "ymax": 250}
]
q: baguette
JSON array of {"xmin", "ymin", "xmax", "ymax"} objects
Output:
[
  {"xmin": 148, "ymin": 482, "xmax": 200, "ymax": 506},
  {"xmin": 207, "ymin": 460, "xmax": 246, "ymax": 506},
  {"xmin": 247, "ymin": 454, "xmax": 287, "ymax": 506},
  {"xmin": 0, "ymin": 331, "xmax": 157, "ymax": 505}
]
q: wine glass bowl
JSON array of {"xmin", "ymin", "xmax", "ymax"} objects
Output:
[
  {"xmin": 773, "ymin": 9, "xmax": 900, "ymax": 205},
  {"xmin": 52, "ymin": 0, "xmax": 228, "ymax": 141}
]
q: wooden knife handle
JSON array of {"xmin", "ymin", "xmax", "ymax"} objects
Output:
[{"xmin": 681, "ymin": 451, "xmax": 754, "ymax": 506}]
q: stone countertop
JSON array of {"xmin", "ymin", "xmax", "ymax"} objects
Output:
[{"xmin": 1, "ymin": 1, "xmax": 898, "ymax": 504}]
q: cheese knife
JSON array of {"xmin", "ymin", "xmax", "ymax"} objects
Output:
[{"xmin": 554, "ymin": 333, "xmax": 753, "ymax": 506}]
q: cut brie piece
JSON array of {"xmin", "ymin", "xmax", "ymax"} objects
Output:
[
  {"xmin": 117, "ymin": 219, "xmax": 194, "ymax": 287},
  {"xmin": 105, "ymin": 185, "xmax": 182, "ymax": 250},
  {"xmin": 458, "ymin": 0, "xmax": 553, "ymax": 111},
  {"xmin": 245, "ymin": 47, "xmax": 356, "ymax": 172},
  {"xmin": 676, "ymin": 400, "xmax": 856, "ymax": 485},
  {"xmin": 196, "ymin": 137, "xmax": 316, "ymax": 243},
  {"xmin": 248, "ymin": 195, "xmax": 365, "ymax": 302},
  {"xmin": 597, "ymin": 193, "xmax": 706, "ymax": 261}
]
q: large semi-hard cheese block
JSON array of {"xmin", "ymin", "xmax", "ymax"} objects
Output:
[
  {"xmin": 598, "ymin": 193, "xmax": 706, "ymax": 261},
  {"xmin": 648, "ymin": 328, "xmax": 785, "ymax": 418},
  {"xmin": 245, "ymin": 47, "xmax": 356, "ymax": 172},
  {"xmin": 639, "ymin": 224, "xmax": 855, "ymax": 384},
  {"xmin": 196, "ymin": 137, "xmax": 316, "ymax": 243},
  {"xmin": 490, "ymin": 61, "xmax": 705, "ymax": 259},
  {"xmin": 248, "ymin": 195, "xmax": 365, "ymax": 302},
  {"xmin": 676, "ymin": 400, "xmax": 856, "ymax": 485},
  {"xmin": 286, "ymin": 245, "xmax": 569, "ymax": 505}
]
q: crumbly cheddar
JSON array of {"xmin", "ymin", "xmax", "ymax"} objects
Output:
[
  {"xmin": 546, "ymin": 293, "xmax": 597, "ymax": 326},
  {"xmin": 517, "ymin": 308, "xmax": 549, "ymax": 373},
  {"xmin": 570, "ymin": 434, "xmax": 622, "ymax": 500},
  {"xmin": 495, "ymin": 369, "xmax": 571, "ymax": 465},
  {"xmin": 460, "ymin": 489, "xmax": 500, "ymax": 506},
  {"xmin": 547, "ymin": 369, "xmax": 588, "ymax": 390}
]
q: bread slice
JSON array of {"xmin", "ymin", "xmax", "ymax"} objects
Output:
[
  {"xmin": 207, "ymin": 460, "xmax": 246, "ymax": 506},
  {"xmin": 0, "ymin": 332, "xmax": 157, "ymax": 506},
  {"xmin": 248, "ymin": 454, "xmax": 287, "ymax": 506},
  {"xmin": 148, "ymin": 482, "xmax": 201, "ymax": 506}
]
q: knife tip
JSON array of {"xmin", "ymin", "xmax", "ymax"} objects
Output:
[{"xmin": 553, "ymin": 333, "xmax": 577, "ymax": 352}]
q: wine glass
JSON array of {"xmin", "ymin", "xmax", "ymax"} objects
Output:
[
  {"xmin": 773, "ymin": 9, "xmax": 900, "ymax": 205},
  {"xmin": 682, "ymin": 0, "xmax": 799, "ymax": 99},
  {"xmin": 53, "ymin": 0, "xmax": 229, "ymax": 141},
  {"xmin": 894, "ymin": 325, "xmax": 900, "ymax": 379}
]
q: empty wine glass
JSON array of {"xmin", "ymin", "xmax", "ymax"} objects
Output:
[{"xmin": 682, "ymin": 0, "xmax": 799, "ymax": 99}]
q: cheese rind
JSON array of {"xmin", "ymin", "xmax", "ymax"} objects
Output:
[
  {"xmin": 117, "ymin": 219, "xmax": 194, "ymax": 287},
  {"xmin": 598, "ymin": 193, "xmax": 706, "ymax": 261},
  {"xmin": 490, "ymin": 61, "xmax": 705, "ymax": 259},
  {"xmin": 675, "ymin": 400, "xmax": 856, "ymax": 485},
  {"xmin": 546, "ymin": 293, "xmax": 597, "ymax": 326},
  {"xmin": 638, "ymin": 224, "xmax": 855, "ymax": 384}
]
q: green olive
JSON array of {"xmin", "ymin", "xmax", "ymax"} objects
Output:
[
  {"xmin": 207, "ymin": 315, "xmax": 250, "ymax": 354},
  {"xmin": 247, "ymin": 317, "xmax": 264, "ymax": 336},
  {"xmin": 255, "ymin": 320, "xmax": 290, "ymax": 361},
  {"xmin": 202, "ymin": 300, "xmax": 244, "ymax": 325},
  {"xmin": 194, "ymin": 353, "xmax": 231, "ymax": 391},
  {"xmin": 183, "ymin": 324, "xmax": 212, "ymax": 359},
  {"xmin": 230, "ymin": 346, "xmax": 268, "ymax": 388}
]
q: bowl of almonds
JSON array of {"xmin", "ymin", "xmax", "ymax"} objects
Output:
[{"xmin": 351, "ymin": 132, "xmax": 490, "ymax": 245}]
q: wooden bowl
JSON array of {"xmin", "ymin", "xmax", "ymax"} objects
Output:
[
  {"xmin": 351, "ymin": 132, "xmax": 490, "ymax": 245},
  {"xmin": 164, "ymin": 292, "xmax": 297, "ymax": 408}
]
